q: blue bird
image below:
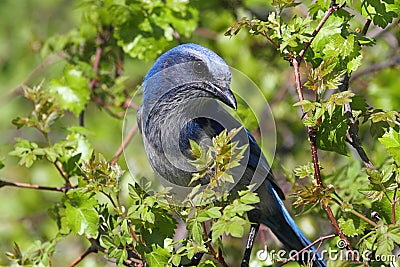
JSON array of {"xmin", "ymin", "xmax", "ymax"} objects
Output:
[{"xmin": 137, "ymin": 43, "xmax": 326, "ymax": 267}]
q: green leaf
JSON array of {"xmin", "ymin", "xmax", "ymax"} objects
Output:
[
  {"xmin": 198, "ymin": 260, "xmax": 218, "ymax": 267},
  {"xmin": 378, "ymin": 128, "xmax": 400, "ymax": 165},
  {"xmin": 9, "ymin": 138, "xmax": 43, "ymax": 168},
  {"xmin": 145, "ymin": 245, "xmax": 170, "ymax": 266},
  {"xmin": 361, "ymin": 0, "xmax": 400, "ymax": 28},
  {"xmin": 376, "ymin": 227, "xmax": 394, "ymax": 260},
  {"xmin": 238, "ymin": 191, "xmax": 260, "ymax": 205},
  {"xmin": 225, "ymin": 217, "xmax": 247, "ymax": 238},
  {"xmin": 190, "ymin": 221, "xmax": 203, "ymax": 245},
  {"xmin": 293, "ymin": 100, "xmax": 317, "ymax": 113},
  {"xmin": 171, "ymin": 254, "xmax": 181, "ymax": 266},
  {"xmin": 205, "ymin": 207, "xmax": 222, "ymax": 219},
  {"xmin": 64, "ymin": 191, "xmax": 99, "ymax": 238},
  {"xmin": 337, "ymin": 216, "xmax": 368, "ymax": 237},
  {"xmin": 49, "ymin": 65, "xmax": 90, "ymax": 116},
  {"xmin": 294, "ymin": 162, "xmax": 315, "ymax": 179},
  {"xmin": 100, "ymin": 235, "xmax": 115, "ymax": 249},
  {"xmin": 316, "ymin": 106, "xmax": 349, "ymax": 155}
]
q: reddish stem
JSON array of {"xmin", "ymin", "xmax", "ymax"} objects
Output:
[{"xmin": 111, "ymin": 123, "xmax": 139, "ymax": 165}]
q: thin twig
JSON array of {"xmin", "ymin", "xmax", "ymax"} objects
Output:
[
  {"xmin": 361, "ymin": 19, "xmax": 372, "ymax": 36},
  {"xmin": 69, "ymin": 237, "xmax": 100, "ymax": 267},
  {"xmin": 260, "ymin": 32, "xmax": 280, "ymax": 49},
  {"xmin": 337, "ymin": 18, "xmax": 380, "ymax": 170},
  {"xmin": 297, "ymin": 3, "xmax": 340, "ymax": 59},
  {"xmin": 90, "ymin": 35, "xmax": 104, "ymax": 89},
  {"xmin": 54, "ymin": 161, "xmax": 69, "ymax": 182},
  {"xmin": 349, "ymin": 209, "xmax": 378, "ymax": 227},
  {"xmin": 392, "ymin": 188, "xmax": 397, "ymax": 225},
  {"xmin": 351, "ymin": 54, "xmax": 400, "ymax": 81},
  {"xmin": 80, "ymin": 30, "xmax": 106, "ymax": 127},
  {"xmin": 280, "ymin": 234, "xmax": 335, "ymax": 266},
  {"xmin": 0, "ymin": 179, "xmax": 72, "ymax": 193},
  {"xmin": 111, "ymin": 123, "xmax": 139, "ymax": 165},
  {"xmin": 4, "ymin": 52, "xmax": 67, "ymax": 103}
]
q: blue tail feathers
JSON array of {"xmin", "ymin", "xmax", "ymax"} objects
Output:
[{"xmin": 269, "ymin": 183, "xmax": 326, "ymax": 267}]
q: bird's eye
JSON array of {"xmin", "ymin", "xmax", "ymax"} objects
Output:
[{"xmin": 192, "ymin": 61, "xmax": 207, "ymax": 74}]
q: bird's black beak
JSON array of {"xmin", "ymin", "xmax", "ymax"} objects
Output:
[{"xmin": 208, "ymin": 82, "xmax": 237, "ymax": 110}]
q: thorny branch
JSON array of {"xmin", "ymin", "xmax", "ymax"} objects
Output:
[{"xmin": 290, "ymin": 2, "xmax": 360, "ymax": 262}]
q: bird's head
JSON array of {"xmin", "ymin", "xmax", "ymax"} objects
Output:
[{"xmin": 142, "ymin": 43, "xmax": 237, "ymax": 110}]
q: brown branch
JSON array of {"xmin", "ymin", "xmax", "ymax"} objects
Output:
[
  {"xmin": 337, "ymin": 18, "xmax": 381, "ymax": 170},
  {"xmin": 111, "ymin": 123, "xmax": 139, "ymax": 165},
  {"xmin": 292, "ymin": 57, "xmax": 359, "ymax": 263},
  {"xmin": 0, "ymin": 179, "xmax": 72, "ymax": 193},
  {"xmin": 350, "ymin": 54, "xmax": 400, "ymax": 81},
  {"xmin": 392, "ymin": 188, "xmax": 397, "ymax": 225},
  {"xmin": 70, "ymin": 235, "xmax": 145, "ymax": 267},
  {"xmin": 54, "ymin": 161, "xmax": 69, "ymax": 182},
  {"xmin": 297, "ymin": 2, "xmax": 340, "ymax": 59},
  {"xmin": 90, "ymin": 33, "xmax": 105, "ymax": 90},
  {"xmin": 80, "ymin": 30, "xmax": 107, "ymax": 127},
  {"xmin": 260, "ymin": 32, "xmax": 280, "ymax": 49},
  {"xmin": 69, "ymin": 237, "xmax": 100, "ymax": 267},
  {"xmin": 280, "ymin": 234, "xmax": 335, "ymax": 266},
  {"xmin": 290, "ymin": 5, "xmax": 362, "ymax": 258},
  {"xmin": 361, "ymin": 19, "xmax": 372, "ymax": 36}
]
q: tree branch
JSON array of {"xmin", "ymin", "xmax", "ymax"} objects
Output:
[
  {"xmin": 280, "ymin": 234, "xmax": 335, "ymax": 266},
  {"xmin": 69, "ymin": 237, "xmax": 100, "ymax": 267},
  {"xmin": 70, "ymin": 235, "xmax": 145, "ymax": 267},
  {"xmin": 292, "ymin": 56, "xmax": 359, "ymax": 264},
  {"xmin": 111, "ymin": 123, "xmax": 139, "ymax": 165},
  {"xmin": 351, "ymin": 54, "xmax": 400, "ymax": 81},
  {"xmin": 290, "ymin": 3, "xmax": 361, "ymax": 261},
  {"xmin": 0, "ymin": 179, "xmax": 73, "ymax": 193},
  {"xmin": 297, "ymin": 2, "xmax": 340, "ymax": 59},
  {"xmin": 337, "ymin": 18, "xmax": 380, "ymax": 170},
  {"xmin": 80, "ymin": 29, "xmax": 107, "ymax": 127}
]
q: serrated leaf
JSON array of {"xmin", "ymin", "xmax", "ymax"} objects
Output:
[
  {"xmin": 64, "ymin": 191, "xmax": 99, "ymax": 238},
  {"xmin": 294, "ymin": 162, "xmax": 315, "ymax": 179},
  {"xmin": 225, "ymin": 217, "xmax": 247, "ymax": 238},
  {"xmin": 49, "ymin": 65, "xmax": 90, "ymax": 116},
  {"xmin": 316, "ymin": 107, "xmax": 349, "ymax": 155},
  {"xmin": 378, "ymin": 128, "xmax": 400, "ymax": 165},
  {"xmin": 337, "ymin": 217, "xmax": 367, "ymax": 237},
  {"xmin": 191, "ymin": 221, "xmax": 203, "ymax": 245},
  {"xmin": 145, "ymin": 245, "xmax": 170, "ymax": 266},
  {"xmin": 239, "ymin": 192, "xmax": 260, "ymax": 205},
  {"xmin": 205, "ymin": 207, "xmax": 222, "ymax": 219},
  {"xmin": 100, "ymin": 235, "xmax": 115, "ymax": 249}
]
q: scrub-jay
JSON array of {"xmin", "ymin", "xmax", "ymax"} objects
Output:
[{"xmin": 137, "ymin": 43, "xmax": 325, "ymax": 267}]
